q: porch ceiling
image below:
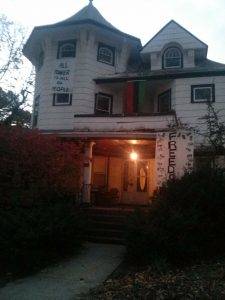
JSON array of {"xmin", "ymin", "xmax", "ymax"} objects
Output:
[{"xmin": 93, "ymin": 139, "xmax": 156, "ymax": 159}]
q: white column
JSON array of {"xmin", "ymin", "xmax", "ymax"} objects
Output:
[{"xmin": 83, "ymin": 141, "xmax": 95, "ymax": 204}]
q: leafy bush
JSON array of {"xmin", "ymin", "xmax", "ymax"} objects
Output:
[
  {"xmin": 126, "ymin": 168, "xmax": 225, "ymax": 264},
  {"xmin": 0, "ymin": 126, "xmax": 84, "ymax": 276},
  {"xmin": 0, "ymin": 125, "xmax": 82, "ymax": 202}
]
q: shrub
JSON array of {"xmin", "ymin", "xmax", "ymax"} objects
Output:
[
  {"xmin": 0, "ymin": 125, "xmax": 83, "ymax": 203},
  {"xmin": 0, "ymin": 126, "xmax": 84, "ymax": 276},
  {"xmin": 126, "ymin": 168, "xmax": 225, "ymax": 264}
]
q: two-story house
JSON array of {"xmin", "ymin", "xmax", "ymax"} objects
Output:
[{"xmin": 23, "ymin": 0, "xmax": 225, "ymax": 206}]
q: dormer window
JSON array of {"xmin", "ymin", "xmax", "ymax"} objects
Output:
[
  {"xmin": 57, "ymin": 40, "xmax": 76, "ymax": 59},
  {"xmin": 97, "ymin": 43, "xmax": 115, "ymax": 66},
  {"xmin": 163, "ymin": 47, "xmax": 182, "ymax": 69}
]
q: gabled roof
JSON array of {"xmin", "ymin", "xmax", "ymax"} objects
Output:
[{"xmin": 141, "ymin": 20, "xmax": 208, "ymax": 54}]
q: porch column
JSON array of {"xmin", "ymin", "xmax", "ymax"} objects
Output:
[{"xmin": 83, "ymin": 141, "xmax": 95, "ymax": 204}]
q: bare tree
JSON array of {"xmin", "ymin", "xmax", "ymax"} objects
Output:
[{"xmin": 0, "ymin": 15, "xmax": 34, "ymax": 127}]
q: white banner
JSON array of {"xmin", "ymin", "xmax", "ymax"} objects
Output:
[
  {"xmin": 155, "ymin": 130, "xmax": 194, "ymax": 187},
  {"xmin": 52, "ymin": 61, "xmax": 74, "ymax": 93}
]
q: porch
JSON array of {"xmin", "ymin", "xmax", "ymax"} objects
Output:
[{"xmin": 83, "ymin": 138, "xmax": 156, "ymax": 207}]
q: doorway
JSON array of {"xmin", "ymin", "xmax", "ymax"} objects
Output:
[{"xmin": 122, "ymin": 160, "xmax": 149, "ymax": 205}]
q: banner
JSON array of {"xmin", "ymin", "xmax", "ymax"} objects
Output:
[
  {"xmin": 155, "ymin": 130, "xmax": 194, "ymax": 187},
  {"xmin": 52, "ymin": 61, "xmax": 74, "ymax": 94}
]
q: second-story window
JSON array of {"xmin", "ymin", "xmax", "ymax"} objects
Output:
[
  {"xmin": 95, "ymin": 93, "xmax": 113, "ymax": 115},
  {"xmin": 163, "ymin": 47, "xmax": 182, "ymax": 69},
  {"xmin": 191, "ymin": 84, "xmax": 215, "ymax": 103},
  {"xmin": 57, "ymin": 40, "xmax": 76, "ymax": 59},
  {"xmin": 158, "ymin": 89, "xmax": 171, "ymax": 113},
  {"xmin": 53, "ymin": 93, "xmax": 72, "ymax": 106},
  {"xmin": 97, "ymin": 43, "xmax": 115, "ymax": 66}
]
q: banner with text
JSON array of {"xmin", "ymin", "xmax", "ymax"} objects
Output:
[
  {"xmin": 52, "ymin": 61, "xmax": 74, "ymax": 94},
  {"xmin": 155, "ymin": 130, "xmax": 194, "ymax": 187}
]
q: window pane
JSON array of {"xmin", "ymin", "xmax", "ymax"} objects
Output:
[
  {"xmin": 194, "ymin": 88, "xmax": 211, "ymax": 101},
  {"xmin": 54, "ymin": 93, "xmax": 72, "ymax": 105},
  {"xmin": 58, "ymin": 40, "xmax": 76, "ymax": 59},
  {"xmin": 98, "ymin": 44, "xmax": 114, "ymax": 65},
  {"xmin": 95, "ymin": 94, "xmax": 112, "ymax": 114},
  {"xmin": 164, "ymin": 47, "xmax": 182, "ymax": 68},
  {"xmin": 57, "ymin": 94, "xmax": 69, "ymax": 103},
  {"xmin": 165, "ymin": 58, "xmax": 181, "ymax": 67}
]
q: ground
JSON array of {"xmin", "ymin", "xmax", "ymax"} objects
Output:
[
  {"xmin": 82, "ymin": 257, "xmax": 225, "ymax": 299},
  {"xmin": 0, "ymin": 243, "xmax": 125, "ymax": 300}
]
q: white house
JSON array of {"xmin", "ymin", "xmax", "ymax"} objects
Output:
[{"xmin": 23, "ymin": 0, "xmax": 225, "ymax": 206}]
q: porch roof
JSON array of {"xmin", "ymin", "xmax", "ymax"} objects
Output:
[
  {"xmin": 40, "ymin": 130, "xmax": 161, "ymax": 140},
  {"xmin": 94, "ymin": 59, "xmax": 225, "ymax": 84}
]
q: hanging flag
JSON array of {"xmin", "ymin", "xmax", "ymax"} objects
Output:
[
  {"xmin": 124, "ymin": 82, "xmax": 134, "ymax": 114},
  {"xmin": 124, "ymin": 81, "xmax": 141, "ymax": 114},
  {"xmin": 138, "ymin": 81, "xmax": 147, "ymax": 112}
]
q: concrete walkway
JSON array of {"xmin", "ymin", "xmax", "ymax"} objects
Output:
[{"xmin": 0, "ymin": 243, "xmax": 125, "ymax": 300}]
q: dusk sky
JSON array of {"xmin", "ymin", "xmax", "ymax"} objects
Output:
[{"xmin": 1, "ymin": 0, "xmax": 225, "ymax": 64}]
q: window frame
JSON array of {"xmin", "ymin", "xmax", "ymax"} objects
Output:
[
  {"xmin": 163, "ymin": 47, "xmax": 183, "ymax": 69},
  {"xmin": 37, "ymin": 51, "xmax": 44, "ymax": 71},
  {"xmin": 57, "ymin": 40, "xmax": 76, "ymax": 59},
  {"xmin": 191, "ymin": 84, "xmax": 215, "ymax": 103},
  {"xmin": 32, "ymin": 95, "xmax": 40, "ymax": 128},
  {"xmin": 158, "ymin": 89, "xmax": 172, "ymax": 113},
  {"xmin": 53, "ymin": 93, "xmax": 72, "ymax": 106},
  {"xmin": 97, "ymin": 43, "xmax": 115, "ymax": 66},
  {"xmin": 95, "ymin": 92, "xmax": 113, "ymax": 115}
]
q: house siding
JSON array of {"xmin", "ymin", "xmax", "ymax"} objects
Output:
[{"xmin": 34, "ymin": 27, "xmax": 133, "ymax": 130}]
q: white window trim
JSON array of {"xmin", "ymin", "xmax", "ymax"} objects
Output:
[
  {"xmin": 191, "ymin": 84, "xmax": 215, "ymax": 103},
  {"xmin": 53, "ymin": 93, "xmax": 72, "ymax": 106}
]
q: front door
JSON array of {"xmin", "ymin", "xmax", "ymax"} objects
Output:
[{"xmin": 122, "ymin": 160, "xmax": 149, "ymax": 205}]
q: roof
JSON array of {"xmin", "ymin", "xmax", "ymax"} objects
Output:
[
  {"xmin": 141, "ymin": 20, "xmax": 208, "ymax": 54},
  {"xmin": 55, "ymin": 1, "xmax": 117, "ymax": 30},
  {"xmin": 24, "ymin": 1, "xmax": 140, "ymax": 53},
  {"xmin": 94, "ymin": 59, "xmax": 225, "ymax": 83}
]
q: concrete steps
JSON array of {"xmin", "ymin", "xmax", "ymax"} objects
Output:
[{"xmin": 84, "ymin": 207, "xmax": 134, "ymax": 245}]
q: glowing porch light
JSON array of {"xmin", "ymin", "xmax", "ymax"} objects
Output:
[{"xmin": 130, "ymin": 151, "xmax": 138, "ymax": 160}]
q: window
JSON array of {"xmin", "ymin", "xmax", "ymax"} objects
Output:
[
  {"xmin": 57, "ymin": 40, "xmax": 76, "ymax": 59},
  {"xmin": 97, "ymin": 43, "xmax": 115, "ymax": 66},
  {"xmin": 191, "ymin": 84, "xmax": 215, "ymax": 103},
  {"xmin": 95, "ymin": 93, "xmax": 113, "ymax": 115},
  {"xmin": 158, "ymin": 89, "xmax": 171, "ymax": 113},
  {"xmin": 37, "ymin": 51, "xmax": 44, "ymax": 70},
  {"xmin": 163, "ymin": 47, "xmax": 182, "ymax": 69},
  {"xmin": 33, "ymin": 95, "xmax": 40, "ymax": 128},
  {"xmin": 53, "ymin": 93, "xmax": 72, "ymax": 106}
]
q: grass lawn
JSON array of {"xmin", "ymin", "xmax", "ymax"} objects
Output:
[{"xmin": 83, "ymin": 257, "xmax": 225, "ymax": 299}]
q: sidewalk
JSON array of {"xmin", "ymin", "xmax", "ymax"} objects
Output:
[{"xmin": 0, "ymin": 243, "xmax": 125, "ymax": 300}]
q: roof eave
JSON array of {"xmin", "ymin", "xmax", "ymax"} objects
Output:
[{"xmin": 94, "ymin": 69, "xmax": 225, "ymax": 84}]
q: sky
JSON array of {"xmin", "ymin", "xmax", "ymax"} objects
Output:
[{"xmin": 1, "ymin": 0, "xmax": 225, "ymax": 64}]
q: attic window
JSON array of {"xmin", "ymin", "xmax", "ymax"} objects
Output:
[
  {"xmin": 97, "ymin": 43, "xmax": 115, "ymax": 66},
  {"xmin": 57, "ymin": 40, "xmax": 76, "ymax": 59},
  {"xmin": 163, "ymin": 47, "xmax": 182, "ymax": 69}
]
